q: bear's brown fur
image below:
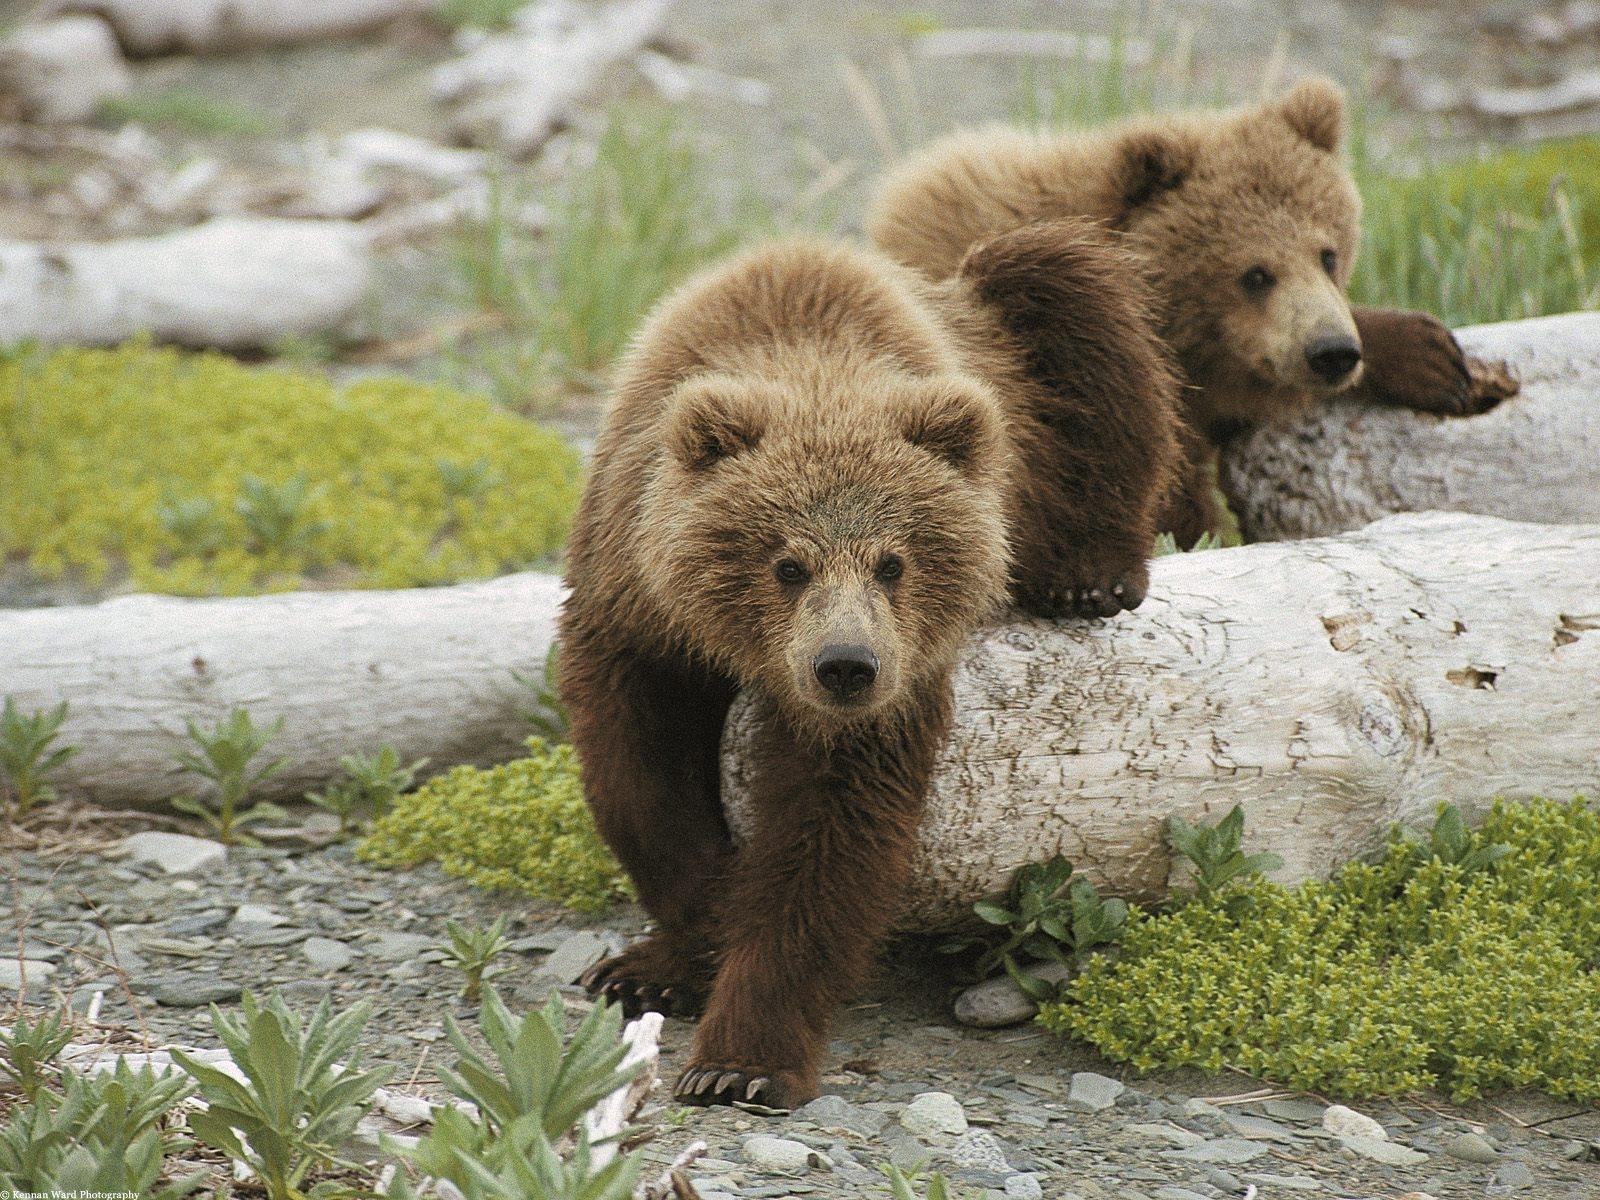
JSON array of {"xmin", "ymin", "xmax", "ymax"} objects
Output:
[
  {"xmin": 559, "ymin": 226, "xmax": 1181, "ymax": 1107},
  {"xmin": 868, "ymin": 78, "xmax": 1517, "ymax": 546}
]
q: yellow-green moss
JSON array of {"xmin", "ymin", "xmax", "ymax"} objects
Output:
[
  {"xmin": 357, "ymin": 739, "xmax": 630, "ymax": 912},
  {"xmin": 1042, "ymin": 798, "xmax": 1600, "ymax": 1101},
  {"xmin": 0, "ymin": 343, "xmax": 582, "ymax": 595}
]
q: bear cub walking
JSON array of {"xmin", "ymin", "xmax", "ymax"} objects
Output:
[{"xmin": 559, "ymin": 225, "xmax": 1180, "ymax": 1106}]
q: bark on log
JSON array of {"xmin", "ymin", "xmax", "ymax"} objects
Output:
[
  {"xmin": 52, "ymin": 0, "xmax": 433, "ymax": 56},
  {"xmin": 0, "ymin": 217, "xmax": 371, "ymax": 350},
  {"xmin": 1221, "ymin": 312, "xmax": 1600, "ymax": 543},
  {"xmin": 723, "ymin": 512, "xmax": 1600, "ymax": 927},
  {"xmin": 0, "ymin": 573, "xmax": 564, "ymax": 811}
]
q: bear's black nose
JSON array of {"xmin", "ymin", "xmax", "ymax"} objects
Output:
[
  {"xmin": 1305, "ymin": 335, "xmax": 1362, "ymax": 383},
  {"xmin": 813, "ymin": 644, "xmax": 879, "ymax": 699}
]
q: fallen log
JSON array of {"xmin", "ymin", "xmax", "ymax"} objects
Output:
[
  {"xmin": 1220, "ymin": 312, "xmax": 1600, "ymax": 543},
  {"xmin": 0, "ymin": 573, "xmax": 564, "ymax": 811},
  {"xmin": 52, "ymin": 0, "xmax": 432, "ymax": 56},
  {"xmin": 0, "ymin": 217, "xmax": 371, "ymax": 350},
  {"xmin": 724, "ymin": 512, "xmax": 1600, "ymax": 926}
]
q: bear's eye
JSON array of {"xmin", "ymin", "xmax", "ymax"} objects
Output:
[
  {"xmin": 875, "ymin": 555, "xmax": 904, "ymax": 583},
  {"xmin": 1321, "ymin": 248, "xmax": 1338, "ymax": 276},
  {"xmin": 774, "ymin": 559, "xmax": 809, "ymax": 586},
  {"xmin": 1240, "ymin": 266, "xmax": 1276, "ymax": 296}
]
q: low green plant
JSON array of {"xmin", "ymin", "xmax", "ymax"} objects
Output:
[
  {"xmin": 434, "ymin": 0, "xmax": 528, "ymax": 31},
  {"xmin": 512, "ymin": 642, "xmax": 569, "ymax": 743},
  {"xmin": 0, "ymin": 698, "xmax": 77, "ymax": 815},
  {"xmin": 439, "ymin": 914, "xmax": 514, "ymax": 1002},
  {"xmin": 964, "ymin": 855, "xmax": 1127, "ymax": 1001},
  {"xmin": 174, "ymin": 991, "xmax": 391, "ymax": 1200},
  {"xmin": 0, "ymin": 343, "xmax": 582, "ymax": 596},
  {"xmin": 385, "ymin": 989, "xmax": 644, "ymax": 1199},
  {"xmin": 171, "ymin": 707, "xmax": 288, "ymax": 845},
  {"xmin": 881, "ymin": 1163, "xmax": 962, "ymax": 1200},
  {"xmin": 100, "ymin": 87, "xmax": 277, "ymax": 136},
  {"xmin": 1153, "ymin": 529, "xmax": 1227, "ymax": 556},
  {"xmin": 359, "ymin": 738, "xmax": 630, "ymax": 911},
  {"xmin": 308, "ymin": 744, "xmax": 428, "ymax": 836},
  {"xmin": 0, "ymin": 1007, "xmax": 73, "ymax": 1100},
  {"xmin": 0, "ymin": 1058, "xmax": 203, "ymax": 1199},
  {"xmin": 1166, "ymin": 803, "xmax": 1284, "ymax": 901},
  {"xmin": 1044, "ymin": 797, "xmax": 1600, "ymax": 1101}
]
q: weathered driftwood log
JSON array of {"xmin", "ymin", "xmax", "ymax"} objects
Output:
[
  {"xmin": 52, "ymin": 0, "xmax": 432, "ymax": 56},
  {"xmin": 0, "ymin": 573, "xmax": 564, "ymax": 811},
  {"xmin": 0, "ymin": 217, "xmax": 371, "ymax": 350},
  {"xmin": 724, "ymin": 512, "xmax": 1600, "ymax": 927},
  {"xmin": 1221, "ymin": 312, "xmax": 1600, "ymax": 543}
]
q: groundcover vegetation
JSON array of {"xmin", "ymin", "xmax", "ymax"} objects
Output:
[
  {"xmin": 0, "ymin": 343, "xmax": 582, "ymax": 596},
  {"xmin": 1046, "ymin": 798, "xmax": 1600, "ymax": 1101}
]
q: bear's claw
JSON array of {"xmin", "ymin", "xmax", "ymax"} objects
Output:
[
  {"xmin": 1042, "ymin": 575, "xmax": 1146, "ymax": 620},
  {"xmin": 578, "ymin": 943, "xmax": 708, "ymax": 1018},
  {"xmin": 674, "ymin": 1065, "xmax": 783, "ymax": 1108}
]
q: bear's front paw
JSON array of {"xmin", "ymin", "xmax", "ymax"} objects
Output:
[
  {"xmin": 1020, "ymin": 559, "xmax": 1149, "ymax": 621},
  {"xmin": 674, "ymin": 1063, "xmax": 808, "ymax": 1110},
  {"xmin": 1357, "ymin": 309, "xmax": 1474, "ymax": 415},
  {"xmin": 578, "ymin": 935, "xmax": 711, "ymax": 1018}
]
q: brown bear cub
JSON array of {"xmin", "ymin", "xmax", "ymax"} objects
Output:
[
  {"xmin": 868, "ymin": 77, "xmax": 1518, "ymax": 547},
  {"xmin": 559, "ymin": 227, "xmax": 1180, "ymax": 1108}
]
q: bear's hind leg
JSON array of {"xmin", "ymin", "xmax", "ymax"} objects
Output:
[{"xmin": 560, "ymin": 635, "xmax": 736, "ymax": 1017}]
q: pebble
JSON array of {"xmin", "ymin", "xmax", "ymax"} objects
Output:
[
  {"xmin": 949, "ymin": 1129, "xmax": 1010, "ymax": 1171},
  {"xmin": 0, "ymin": 958, "xmax": 56, "ymax": 989},
  {"xmin": 1003, "ymin": 1174, "xmax": 1044, "ymax": 1200},
  {"xmin": 1245, "ymin": 1172, "xmax": 1324, "ymax": 1191},
  {"xmin": 536, "ymin": 931, "xmax": 613, "ymax": 981},
  {"xmin": 1067, "ymin": 1072, "xmax": 1125, "ymax": 1113},
  {"xmin": 302, "ymin": 936, "xmax": 357, "ymax": 970},
  {"xmin": 1340, "ymin": 1134, "xmax": 1427, "ymax": 1166},
  {"xmin": 1321, "ymin": 1103, "xmax": 1387, "ymax": 1141},
  {"xmin": 1127, "ymin": 1122, "xmax": 1205, "ymax": 1149},
  {"xmin": 794, "ymin": 1094, "xmax": 885, "ymax": 1135},
  {"xmin": 1154, "ymin": 1188, "xmax": 1212, "ymax": 1200},
  {"xmin": 1489, "ymin": 1162, "xmax": 1536, "ymax": 1192},
  {"xmin": 742, "ymin": 1135, "xmax": 823, "ymax": 1173},
  {"xmin": 144, "ymin": 973, "xmax": 243, "ymax": 1007},
  {"xmin": 1160, "ymin": 1138, "xmax": 1267, "ymax": 1165},
  {"xmin": 951, "ymin": 962, "xmax": 1072, "ymax": 1027},
  {"xmin": 1221, "ymin": 1112, "xmax": 1296, "ymax": 1142},
  {"xmin": 120, "ymin": 831, "xmax": 226, "ymax": 875},
  {"xmin": 231, "ymin": 903, "xmax": 289, "ymax": 933},
  {"xmin": 901, "ymin": 1091, "xmax": 969, "ymax": 1136},
  {"xmin": 1443, "ymin": 1130, "xmax": 1499, "ymax": 1163},
  {"xmin": 1262, "ymin": 1098, "xmax": 1327, "ymax": 1123},
  {"xmin": 365, "ymin": 931, "xmax": 435, "ymax": 962},
  {"xmin": 241, "ymin": 926, "xmax": 310, "ymax": 948},
  {"xmin": 165, "ymin": 909, "xmax": 231, "ymax": 936}
]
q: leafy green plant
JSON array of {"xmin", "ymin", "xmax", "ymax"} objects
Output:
[
  {"xmin": 439, "ymin": 914, "xmax": 514, "ymax": 1002},
  {"xmin": 235, "ymin": 474, "xmax": 329, "ymax": 558},
  {"xmin": 173, "ymin": 991, "xmax": 391, "ymax": 1200},
  {"xmin": 0, "ymin": 343, "xmax": 581, "ymax": 596},
  {"xmin": 0, "ymin": 698, "xmax": 77, "ymax": 815},
  {"xmin": 307, "ymin": 745, "xmax": 427, "ymax": 836},
  {"xmin": 171, "ymin": 707, "xmax": 288, "ymax": 845},
  {"xmin": 1408, "ymin": 801, "xmax": 1511, "ymax": 875},
  {"xmin": 968, "ymin": 855, "xmax": 1128, "ymax": 1000},
  {"xmin": 1045, "ymin": 797, "xmax": 1600, "ymax": 1101},
  {"xmin": 359, "ymin": 738, "xmax": 630, "ymax": 911},
  {"xmin": 385, "ymin": 989, "xmax": 644, "ymax": 1199},
  {"xmin": 100, "ymin": 87, "xmax": 277, "ymax": 136},
  {"xmin": 0, "ymin": 1059, "xmax": 203, "ymax": 1199},
  {"xmin": 434, "ymin": 0, "xmax": 528, "ymax": 32},
  {"xmin": 512, "ymin": 642, "xmax": 569, "ymax": 742},
  {"xmin": 0, "ymin": 1007, "xmax": 74, "ymax": 1099},
  {"xmin": 1167, "ymin": 804, "xmax": 1284, "ymax": 900},
  {"xmin": 881, "ymin": 1163, "xmax": 962, "ymax": 1200}
]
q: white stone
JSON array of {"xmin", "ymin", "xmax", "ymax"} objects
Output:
[
  {"xmin": 1341, "ymin": 1135, "xmax": 1428, "ymax": 1166},
  {"xmin": 302, "ymin": 937, "xmax": 356, "ymax": 971},
  {"xmin": 742, "ymin": 1135, "xmax": 821, "ymax": 1173},
  {"xmin": 952, "ymin": 962, "xmax": 1072, "ymax": 1027},
  {"xmin": 119, "ymin": 832, "xmax": 226, "ymax": 875},
  {"xmin": 230, "ymin": 904, "xmax": 288, "ymax": 932},
  {"xmin": 1066, "ymin": 1071, "xmax": 1125, "ymax": 1113},
  {"xmin": 900, "ymin": 1090, "xmax": 969, "ymax": 1136},
  {"xmin": 1004, "ymin": 1174, "xmax": 1044, "ymax": 1200},
  {"xmin": 1322, "ymin": 1104, "xmax": 1387, "ymax": 1142},
  {"xmin": 0, "ymin": 958, "xmax": 56, "ymax": 989},
  {"xmin": 0, "ymin": 16, "xmax": 130, "ymax": 123}
]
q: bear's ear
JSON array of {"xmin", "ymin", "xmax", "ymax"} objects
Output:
[
  {"xmin": 667, "ymin": 379, "xmax": 766, "ymax": 471},
  {"xmin": 1113, "ymin": 128, "xmax": 1195, "ymax": 214},
  {"xmin": 902, "ymin": 379, "xmax": 1002, "ymax": 479},
  {"xmin": 1275, "ymin": 77, "xmax": 1344, "ymax": 152}
]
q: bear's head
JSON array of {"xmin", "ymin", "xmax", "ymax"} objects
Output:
[
  {"xmin": 645, "ymin": 362, "xmax": 1012, "ymax": 732},
  {"xmin": 1112, "ymin": 78, "xmax": 1363, "ymax": 429}
]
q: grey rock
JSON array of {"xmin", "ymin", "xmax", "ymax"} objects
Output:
[
  {"xmin": 145, "ymin": 973, "xmax": 242, "ymax": 1007},
  {"xmin": 1160, "ymin": 1138, "xmax": 1267, "ymax": 1165},
  {"xmin": 302, "ymin": 936, "xmax": 356, "ymax": 970},
  {"xmin": 0, "ymin": 958, "xmax": 56, "ymax": 989},
  {"xmin": 120, "ymin": 832, "xmax": 225, "ymax": 875},
  {"xmin": 366, "ymin": 931, "xmax": 435, "ymax": 962},
  {"xmin": 948, "ymin": 1130, "xmax": 1009, "ymax": 1172},
  {"xmin": 1127, "ymin": 1122, "xmax": 1206, "ymax": 1149},
  {"xmin": 165, "ymin": 909, "xmax": 230, "ymax": 936},
  {"xmin": 1067, "ymin": 1071, "xmax": 1125, "ymax": 1113},
  {"xmin": 1222, "ymin": 1112, "xmax": 1296, "ymax": 1142},
  {"xmin": 231, "ymin": 904, "xmax": 289, "ymax": 933},
  {"xmin": 901, "ymin": 1091, "xmax": 968, "ymax": 1136},
  {"xmin": 537, "ymin": 931, "xmax": 613, "ymax": 982},
  {"xmin": 1443, "ymin": 1131, "xmax": 1499, "ymax": 1163},
  {"xmin": 1261, "ymin": 1099, "xmax": 1328, "ymax": 1123},
  {"xmin": 241, "ymin": 926, "xmax": 309, "ymax": 948},
  {"xmin": 1154, "ymin": 1189, "xmax": 1212, "ymax": 1200},
  {"xmin": 1322, "ymin": 1104, "xmax": 1386, "ymax": 1141},
  {"xmin": 1489, "ymin": 1162, "xmax": 1536, "ymax": 1193},
  {"xmin": 1340, "ymin": 1135, "xmax": 1427, "ymax": 1166},
  {"xmin": 1243, "ymin": 1173, "xmax": 1323, "ymax": 1191},
  {"xmin": 1003, "ymin": 1175, "xmax": 1044, "ymax": 1200},
  {"xmin": 743, "ymin": 1135, "xmax": 824, "ymax": 1173},
  {"xmin": 794, "ymin": 1094, "xmax": 885, "ymax": 1135},
  {"xmin": 951, "ymin": 963, "xmax": 1072, "ymax": 1028}
]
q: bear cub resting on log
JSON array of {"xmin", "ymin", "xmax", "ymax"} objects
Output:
[{"xmin": 559, "ymin": 225, "xmax": 1180, "ymax": 1106}]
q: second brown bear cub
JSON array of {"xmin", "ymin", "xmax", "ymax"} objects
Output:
[
  {"xmin": 869, "ymin": 78, "xmax": 1517, "ymax": 546},
  {"xmin": 560, "ymin": 225, "xmax": 1179, "ymax": 1107}
]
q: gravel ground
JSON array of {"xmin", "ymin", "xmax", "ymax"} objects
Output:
[{"xmin": 7, "ymin": 823, "xmax": 1600, "ymax": 1199}]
